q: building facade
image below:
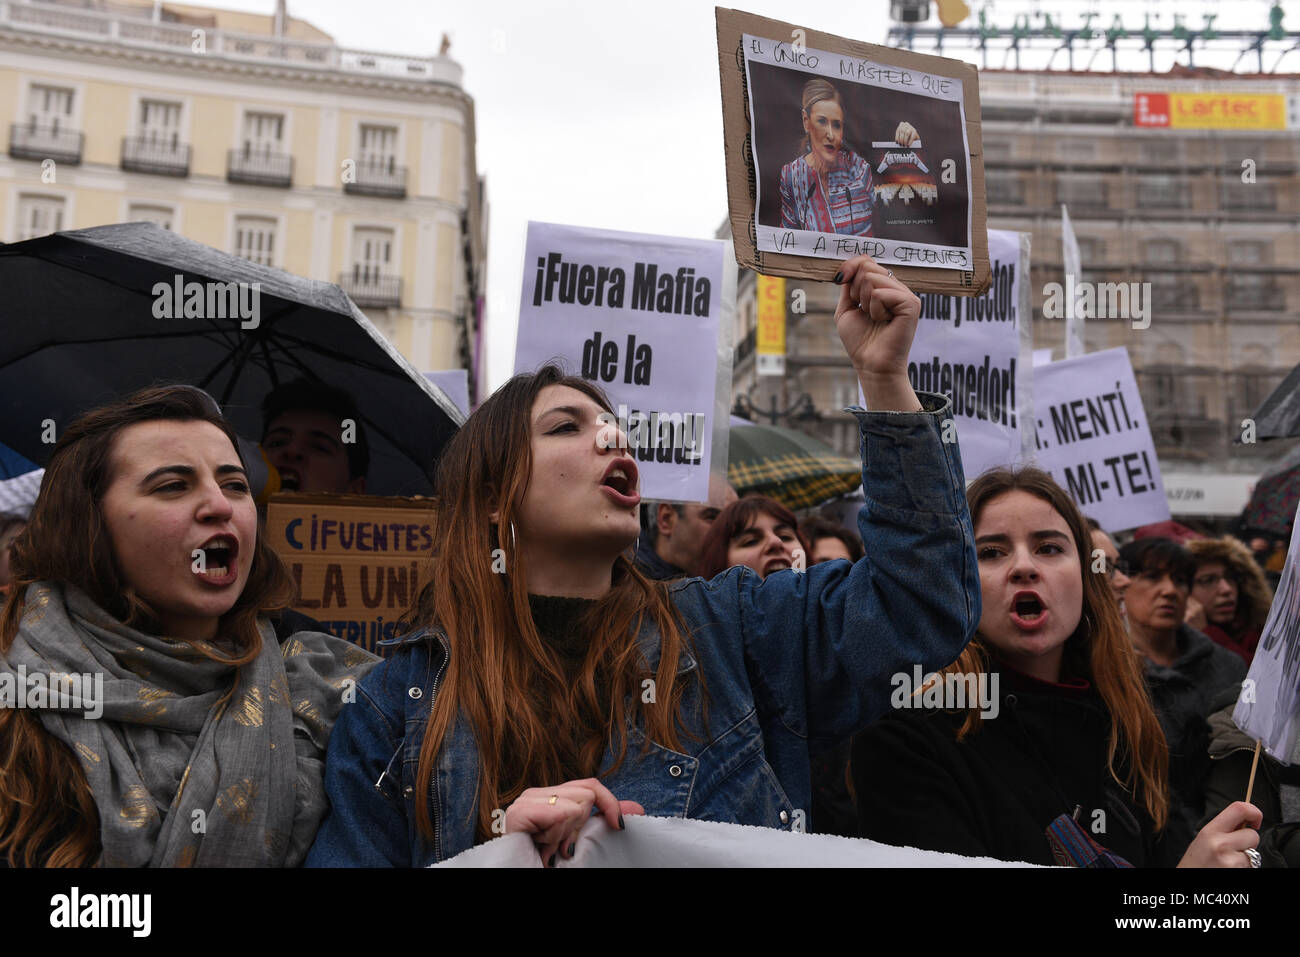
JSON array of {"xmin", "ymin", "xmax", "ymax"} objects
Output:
[
  {"xmin": 729, "ymin": 67, "xmax": 1300, "ymax": 516},
  {"xmin": 0, "ymin": 0, "xmax": 487, "ymax": 399}
]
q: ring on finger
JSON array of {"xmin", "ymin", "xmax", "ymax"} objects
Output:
[
  {"xmin": 1245, "ymin": 848, "xmax": 1261, "ymax": 868},
  {"xmin": 548, "ymin": 795, "xmax": 558, "ymax": 805}
]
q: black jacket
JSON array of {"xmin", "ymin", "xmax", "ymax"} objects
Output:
[{"xmin": 852, "ymin": 667, "xmax": 1190, "ymax": 866}]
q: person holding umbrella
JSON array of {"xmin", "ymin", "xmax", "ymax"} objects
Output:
[
  {"xmin": 0, "ymin": 386, "xmax": 377, "ymax": 867},
  {"xmin": 308, "ymin": 255, "xmax": 981, "ymax": 865}
]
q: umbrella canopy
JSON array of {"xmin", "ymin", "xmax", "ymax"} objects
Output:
[
  {"xmin": 1248, "ymin": 361, "xmax": 1300, "ymax": 441},
  {"xmin": 727, "ymin": 421, "xmax": 861, "ymax": 510},
  {"xmin": 0, "ymin": 223, "xmax": 463, "ymax": 495},
  {"xmin": 1242, "ymin": 465, "xmax": 1300, "ymax": 536}
]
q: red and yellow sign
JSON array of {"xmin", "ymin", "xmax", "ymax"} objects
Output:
[
  {"xmin": 756, "ymin": 274, "xmax": 785, "ymax": 355},
  {"xmin": 1135, "ymin": 92, "xmax": 1288, "ymax": 131}
]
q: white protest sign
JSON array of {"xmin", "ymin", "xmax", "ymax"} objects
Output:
[
  {"xmin": 1234, "ymin": 500, "xmax": 1300, "ymax": 764},
  {"xmin": 514, "ymin": 222, "xmax": 730, "ymax": 502},
  {"xmin": 436, "ymin": 815, "xmax": 1036, "ymax": 868},
  {"xmin": 1030, "ymin": 347, "xmax": 1170, "ymax": 531},
  {"xmin": 905, "ymin": 229, "xmax": 1026, "ymax": 481}
]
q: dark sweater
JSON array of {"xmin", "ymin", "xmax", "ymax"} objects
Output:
[{"xmin": 853, "ymin": 665, "xmax": 1187, "ymax": 866}]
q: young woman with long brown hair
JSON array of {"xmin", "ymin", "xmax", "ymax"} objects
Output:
[
  {"xmin": 0, "ymin": 386, "xmax": 377, "ymax": 867},
  {"xmin": 307, "ymin": 255, "xmax": 982, "ymax": 866},
  {"xmin": 852, "ymin": 466, "xmax": 1262, "ymax": 867}
]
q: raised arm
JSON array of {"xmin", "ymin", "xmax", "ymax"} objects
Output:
[{"xmin": 684, "ymin": 256, "xmax": 978, "ymax": 749}]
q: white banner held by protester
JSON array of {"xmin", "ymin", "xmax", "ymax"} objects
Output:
[
  {"xmin": 906, "ymin": 228, "xmax": 1028, "ymax": 481},
  {"xmin": 514, "ymin": 222, "xmax": 732, "ymax": 503},
  {"xmin": 1061, "ymin": 204, "xmax": 1085, "ymax": 360},
  {"xmin": 436, "ymin": 815, "xmax": 1037, "ymax": 868},
  {"xmin": 1031, "ymin": 348, "xmax": 1170, "ymax": 531},
  {"xmin": 1234, "ymin": 501, "xmax": 1300, "ymax": 765}
]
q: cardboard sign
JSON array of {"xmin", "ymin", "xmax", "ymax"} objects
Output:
[
  {"xmin": 906, "ymin": 228, "xmax": 1028, "ymax": 482},
  {"xmin": 1234, "ymin": 499, "xmax": 1300, "ymax": 764},
  {"xmin": 1030, "ymin": 348, "xmax": 1171, "ymax": 532},
  {"xmin": 513, "ymin": 221, "xmax": 732, "ymax": 503},
  {"xmin": 266, "ymin": 493, "xmax": 437, "ymax": 655},
  {"xmin": 716, "ymin": 7, "xmax": 989, "ymax": 295}
]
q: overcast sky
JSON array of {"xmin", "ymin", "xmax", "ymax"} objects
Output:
[{"xmin": 189, "ymin": 0, "xmax": 1284, "ymax": 391}]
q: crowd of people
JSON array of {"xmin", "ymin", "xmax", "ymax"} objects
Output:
[{"xmin": 0, "ymin": 253, "xmax": 1294, "ymax": 869}]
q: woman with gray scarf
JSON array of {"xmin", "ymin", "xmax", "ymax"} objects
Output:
[{"xmin": 0, "ymin": 386, "xmax": 378, "ymax": 867}]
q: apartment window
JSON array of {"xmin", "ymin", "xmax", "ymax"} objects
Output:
[
  {"xmin": 1227, "ymin": 240, "xmax": 1270, "ymax": 266},
  {"xmin": 1136, "ymin": 174, "xmax": 1186, "ymax": 209},
  {"xmin": 1221, "ymin": 178, "xmax": 1276, "ymax": 211},
  {"xmin": 1142, "ymin": 239, "xmax": 1182, "ymax": 264},
  {"xmin": 340, "ymin": 227, "xmax": 401, "ymax": 307},
  {"xmin": 229, "ymin": 111, "xmax": 292, "ymax": 187},
  {"xmin": 345, "ymin": 123, "xmax": 407, "ymax": 197},
  {"xmin": 123, "ymin": 98, "xmax": 189, "ymax": 175},
  {"xmin": 241, "ymin": 112, "xmax": 284, "ymax": 155},
  {"xmin": 1146, "ymin": 272, "xmax": 1198, "ymax": 311},
  {"xmin": 139, "ymin": 99, "xmax": 182, "ymax": 147},
  {"xmin": 986, "ymin": 172, "xmax": 1023, "ymax": 205},
  {"xmin": 983, "ymin": 137, "xmax": 1011, "ymax": 161},
  {"xmin": 1138, "ymin": 139, "xmax": 1182, "ymax": 163},
  {"xmin": 16, "ymin": 194, "xmax": 65, "ymax": 241},
  {"xmin": 1075, "ymin": 236, "xmax": 1104, "ymax": 262},
  {"xmin": 1228, "ymin": 273, "xmax": 1283, "ymax": 310},
  {"xmin": 233, "ymin": 215, "xmax": 277, "ymax": 267},
  {"xmin": 128, "ymin": 203, "xmax": 174, "ymax": 230},
  {"xmin": 26, "ymin": 84, "xmax": 74, "ymax": 132},
  {"xmin": 359, "ymin": 124, "xmax": 398, "ymax": 167},
  {"xmin": 832, "ymin": 379, "xmax": 859, "ymax": 411},
  {"xmin": 1056, "ymin": 175, "xmax": 1106, "ymax": 210},
  {"xmin": 1059, "ymin": 139, "xmax": 1097, "ymax": 159},
  {"xmin": 11, "ymin": 83, "xmax": 82, "ymax": 164}
]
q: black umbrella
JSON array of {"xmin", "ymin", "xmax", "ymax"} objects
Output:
[
  {"xmin": 0, "ymin": 223, "xmax": 463, "ymax": 495},
  {"xmin": 1247, "ymin": 361, "xmax": 1300, "ymax": 441}
]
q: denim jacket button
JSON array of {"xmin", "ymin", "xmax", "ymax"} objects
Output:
[
  {"xmin": 669, "ymin": 764, "xmax": 682, "ymax": 777},
  {"xmin": 403, "ymin": 786, "xmax": 414, "ymax": 798},
  {"xmin": 408, "ymin": 686, "xmax": 423, "ymax": 699},
  {"xmin": 779, "ymin": 810, "xmax": 789, "ymax": 824}
]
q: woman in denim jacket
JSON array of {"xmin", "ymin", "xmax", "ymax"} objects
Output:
[{"xmin": 306, "ymin": 256, "xmax": 980, "ymax": 866}]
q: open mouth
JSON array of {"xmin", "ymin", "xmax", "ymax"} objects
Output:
[
  {"xmin": 195, "ymin": 535, "xmax": 239, "ymax": 577},
  {"xmin": 279, "ymin": 469, "xmax": 301, "ymax": 492},
  {"xmin": 1012, "ymin": 592, "xmax": 1045, "ymax": 623},
  {"xmin": 599, "ymin": 458, "xmax": 640, "ymax": 505},
  {"xmin": 764, "ymin": 558, "xmax": 791, "ymax": 574}
]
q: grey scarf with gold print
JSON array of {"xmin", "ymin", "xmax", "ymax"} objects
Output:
[{"xmin": 1, "ymin": 582, "xmax": 377, "ymax": 867}]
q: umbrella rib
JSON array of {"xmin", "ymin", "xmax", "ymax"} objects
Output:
[{"xmin": 268, "ymin": 331, "xmax": 415, "ymax": 378}]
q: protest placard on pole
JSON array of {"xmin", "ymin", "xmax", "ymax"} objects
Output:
[
  {"xmin": 1234, "ymin": 499, "xmax": 1300, "ymax": 765},
  {"xmin": 1030, "ymin": 348, "xmax": 1171, "ymax": 532},
  {"xmin": 1061, "ymin": 204, "xmax": 1085, "ymax": 359},
  {"xmin": 266, "ymin": 493, "xmax": 437, "ymax": 655},
  {"xmin": 513, "ymin": 221, "xmax": 733, "ymax": 503},
  {"xmin": 905, "ymin": 228, "xmax": 1029, "ymax": 481},
  {"xmin": 716, "ymin": 7, "xmax": 989, "ymax": 296}
]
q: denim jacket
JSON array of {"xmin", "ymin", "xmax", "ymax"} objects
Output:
[{"xmin": 305, "ymin": 392, "xmax": 979, "ymax": 866}]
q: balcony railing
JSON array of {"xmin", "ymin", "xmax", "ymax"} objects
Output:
[
  {"xmin": 121, "ymin": 136, "xmax": 190, "ymax": 176},
  {"xmin": 0, "ymin": 1, "xmax": 462, "ymax": 86},
  {"xmin": 227, "ymin": 148, "xmax": 293, "ymax": 187},
  {"xmin": 9, "ymin": 122, "xmax": 83, "ymax": 164},
  {"xmin": 339, "ymin": 272, "xmax": 401, "ymax": 308},
  {"xmin": 1056, "ymin": 183, "xmax": 1108, "ymax": 211},
  {"xmin": 1227, "ymin": 284, "xmax": 1286, "ymax": 311},
  {"xmin": 343, "ymin": 158, "xmax": 407, "ymax": 198}
]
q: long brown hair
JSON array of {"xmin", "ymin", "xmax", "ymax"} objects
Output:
[
  {"xmin": 0, "ymin": 385, "xmax": 295, "ymax": 867},
  {"xmin": 408, "ymin": 365, "xmax": 700, "ymax": 841},
  {"xmin": 942, "ymin": 467, "xmax": 1170, "ymax": 830}
]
